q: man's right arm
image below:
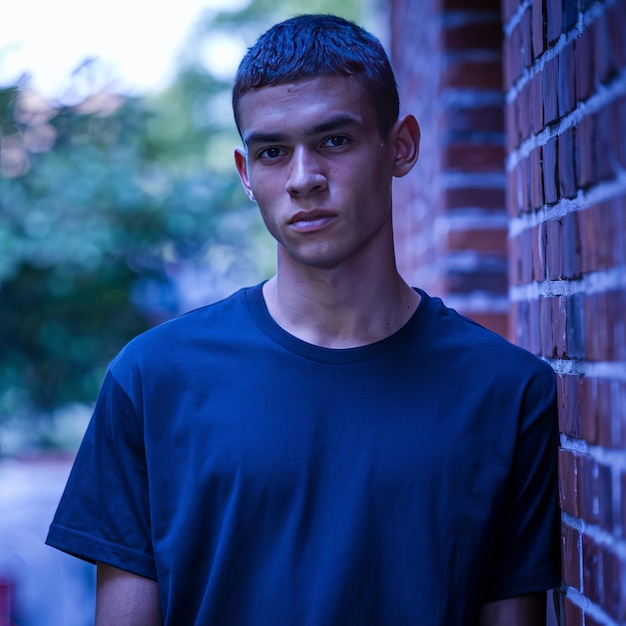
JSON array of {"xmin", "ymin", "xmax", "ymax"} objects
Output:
[{"xmin": 96, "ymin": 563, "xmax": 162, "ymax": 625}]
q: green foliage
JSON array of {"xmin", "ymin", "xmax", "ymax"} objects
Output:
[{"xmin": 0, "ymin": 92, "xmax": 237, "ymax": 421}]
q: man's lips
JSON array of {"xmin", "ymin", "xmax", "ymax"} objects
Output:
[{"xmin": 288, "ymin": 210, "xmax": 337, "ymax": 232}]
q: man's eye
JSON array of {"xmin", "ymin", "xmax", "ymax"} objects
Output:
[
  {"xmin": 259, "ymin": 147, "xmax": 283, "ymax": 159},
  {"xmin": 322, "ymin": 136, "xmax": 349, "ymax": 148}
]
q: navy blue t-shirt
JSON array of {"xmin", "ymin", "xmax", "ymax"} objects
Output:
[{"xmin": 46, "ymin": 284, "xmax": 560, "ymax": 625}]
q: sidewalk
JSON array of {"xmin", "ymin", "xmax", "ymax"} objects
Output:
[{"xmin": 0, "ymin": 454, "xmax": 94, "ymax": 626}]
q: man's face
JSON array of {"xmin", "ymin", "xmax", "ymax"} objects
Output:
[{"xmin": 234, "ymin": 75, "xmax": 399, "ymax": 271}]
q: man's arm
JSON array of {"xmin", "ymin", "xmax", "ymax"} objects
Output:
[
  {"xmin": 480, "ymin": 592, "xmax": 547, "ymax": 626},
  {"xmin": 96, "ymin": 562, "xmax": 162, "ymax": 625}
]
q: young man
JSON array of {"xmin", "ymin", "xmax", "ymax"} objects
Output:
[{"xmin": 46, "ymin": 14, "xmax": 561, "ymax": 625}]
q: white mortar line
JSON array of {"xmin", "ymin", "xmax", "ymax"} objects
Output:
[
  {"xmin": 502, "ymin": 0, "xmax": 533, "ymax": 37},
  {"xmin": 508, "ymin": 171, "xmax": 626, "ymax": 238},
  {"xmin": 565, "ymin": 587, "xmax": 621, "ymax": 626},
  {"xmin": 508, "ymin": 266, "xmax": 626, "ymax": 300},
  {"xmin": 506, "ymin": 68, "xmax": 626, "ymax": 172}
]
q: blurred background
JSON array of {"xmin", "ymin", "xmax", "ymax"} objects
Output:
[{"xmin": 0, "ymin": 0, "xmax": 369, "ymax": 622}]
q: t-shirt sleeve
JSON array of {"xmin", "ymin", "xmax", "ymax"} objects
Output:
[
  {"xmin": 45, "ymin": 368, "xmax": 157, "ymax": 580},
  {"xmin": 484, "ymin": 361, "xmax": 561, "ymax": 601}
]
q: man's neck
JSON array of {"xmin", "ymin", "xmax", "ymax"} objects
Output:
[{"xmin": 262, "ymin": 257, "xmax": 421, "ymax": 349}]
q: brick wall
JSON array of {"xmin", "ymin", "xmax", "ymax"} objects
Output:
[
  {"xmin": 503, "ymin": 0, "xmax": 626, "ymax": 623},
  {"xmin": 391, "ymin": 0, "xmax": 626, "ymax": 623},
  {"xmin": 390, "ymin": 0, "xmax": 510, "ymax": 337}
]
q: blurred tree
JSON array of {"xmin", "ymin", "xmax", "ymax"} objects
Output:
[
  {"xmin": 0, "ymin": 85, "xmax": 239, "ymax": 423},
  {"xmin": 0, "ymin": 0, "xmax": 363, "ymax": 449}
]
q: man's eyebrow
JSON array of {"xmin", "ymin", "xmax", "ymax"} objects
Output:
[
  {"xmin": 309, "ymin": 114, "xmax": 361, "ymax": 135},
  {"xmin": 243, "ymin": 131, "xmax": 288, "ymax": 147},
  {"xmin": 243, "ymin": 115, "xmax": 362, "ymax": 147}
]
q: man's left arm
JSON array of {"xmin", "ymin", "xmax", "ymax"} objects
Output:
[{"xmin": 480, "ymin": 592, "xmax": 547, "ymax": 626}]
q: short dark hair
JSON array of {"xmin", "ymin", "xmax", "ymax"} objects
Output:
[{"xmin": 232, "ymin": 14, "xmax": 399, "ymax": 138}]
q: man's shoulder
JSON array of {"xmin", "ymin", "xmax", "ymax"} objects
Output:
[
  {"xmin": 112, "ymin": 283, "xmax": 261, "ymax": 369},
  {"xmin": 423, "ymin": 291, "xmax": 554, "ymax": 380}
]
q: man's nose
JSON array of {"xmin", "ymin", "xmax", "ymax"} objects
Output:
[{"xmin": 285, "ymin": 146, "xmax": 328, "ymax": 197}]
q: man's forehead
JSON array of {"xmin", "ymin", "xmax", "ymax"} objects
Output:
[{"xmin": 236, "ymin": 76, "xmax": 373, "ymax": 141}]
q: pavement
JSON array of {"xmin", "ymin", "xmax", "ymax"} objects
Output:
[{"xmin": 0, "ymin": 454, "xmax": 95, "ymax": 626}]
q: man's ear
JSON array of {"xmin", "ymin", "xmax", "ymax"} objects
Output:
[
  {"xmin": 390, "ymin": 114, "xmax": 420, "ymax": 178},
  {"xmin": 234, "ymin": 147, "xmax": 256, "ymax": 202}
]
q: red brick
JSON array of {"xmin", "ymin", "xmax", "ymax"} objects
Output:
[
  {"xmin": 584, "ymin": 292, "xmax": 610, "ymax": 361},
  {"xmin": 565, "ymin": 293, "xmax": 585, "ymax": 358},
  {"xmin": 528, "ymin": 297, "xmax": 541, "ymax": 355},
  {"xmin": 576, "ymin": 113, "xmax": 595, "ymax": 189},
  {"xmin": 612, "ymin": 96, "xmax": 626, "ymax": 168},
  {"xmin": 509, "ymin": 234, "xmax": 521, "ymax": 285},
  {"xmin": 593, "ymin": 379, "xmax": 626, "ymax": 450},
  {"xmin": 521, "ymin": 8, "xmax": 533, "ymax": 68},
  {"xmin": 440, "ymin": 105, "xmax": 504, "ymax": 135},
  {"xmin": 613, "ymin": 195, "xmax": 626, "ymax": 265},
  {"xmin": 594, "ymin": 108, "xmax": 617, "ymax": 182},
  {"xmin": 530, "ymin": 73, "xmax": 544, "ymax": 135},
  {"xmin": 597, "ymin": 463, "xmax": 613, "ymax": 533},
  {"xmin": 558, "ymin": 448, "xmax": 582, "ymax": 517},
  {"xmin": 554, "ymin": 295, "xmax": 568, "ymax": 356},
  {"xmin": 574, "ymin": 27, "xmax": 594, "ymax": 103},
  {"xmin": 584, "ymin": 291, "xmax": 626, "ymax": 362},
  {"xmin": 540, "ymin": 295, "xmax": 554, "ymax": 356},
  {"xmin": 561, "ymin": 522, "xmax": 582, "ymax": 589},
  {"xmin": 592, "ymin": 10, "xmax": 615, "ymax": 86},
  {"xmin": 507, "ymin": 172, "xmax": 519, "ymax": 216},
  {"xmin": 558, "ymin": 374, "xmax": 583, "ymax": 437},
  {"xmin": 562, "ymin": 211, "xmax": 581, "ymax": 278},
  {"xmin": 601, "ymin": 545, "xmax": 625, "ymax": 622},
  {"xmin": 519, "ymin": 157, "xmax": 531, "ymax": 214},
  {"xmin": 442, "ymin": 60, "xmax": 504, "ymax": 90},
  {"xmin": 542, "ymin": 56, "xmax": 559, "ymax": 126},
  {"xmin": 622, "ymin": 471, "xmax": 626, "ymax": 537},
  {"xmin": 582, "ymin": 534, "xmax": 602, "ymax": 604},
  {"xmin": 441, "ymin": 143, "xmax": 505, "ymax": 173},
  {"xmin": 580, "ymin": 453, "xmax": 599, "ymax": 525},
  {"xmin": 532, "ymin": 0, "xmax": 546, "ymax": 59},
  {"xmin": 517, "ymin": 81, "xmax": 531, "ymax": 141},
  {"xmin": 546, "ymin": 0, "xmax": 562, "ymax": 45},
  {"xmin": 563, "ymin": 595, "xmax": 583, "ymax": 626},
  {"xmin": 546, "ymin": 218, "xmax": 563, "ymax": 280},
  {"xmin": 579, "ymin": 201, "xmax": 615, "ymax": 273},
  {"xmin": 445, "ymin": 268, "xmax": 507, "ymax": 295},
  {"xmin": 532, "ymin": 221, "xmax": 546, "ymax": 280},
  {"xmin": 558, "ymin": 128, "xmax": 577, "ymax": 198},
  {"xmin": 542, "ymin": 136, "xmax": 558, "ymax": 204},
  {"xmin": 558, "ymin": 43, "xmax": 576, "ymax": 117},
  {"xmin": 579, "ymin": 377, "xmax": 598, "ymax": 444},
  {"xmin": 447, "ymin": 228, "xmax": 507, "ymax": 255},
  {"xmin": 529, "ymin": 146, "xmax": 544, "ymax": 209},
  {"xmin": 443, "ymin": 187, "xmax": 506, "ymax": 212},
  {"xmin": 607, "ymin": 1, "xmax": 626, "ymax": 68},
  {"xmin": 596, "ymin": 378, "xmax": 614, "ymax": 448},
  {"xmin": 442, "ymin": 22, "xmax": 502, "ymax": 51}
]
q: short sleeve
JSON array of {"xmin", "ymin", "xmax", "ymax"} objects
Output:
[
  {"xmin": 485, "ymin": 362, "xmax": 561, "ymax": 601},
  {"xmin": 45, "ymin": 369, "xmax": 157, "ymax": 580}
]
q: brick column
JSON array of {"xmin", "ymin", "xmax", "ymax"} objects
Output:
[
  {"xmin": 390, "ymin": 0, "xmax": 509, "ymax": 337},
  {"xmin": 503, "ymin": 0, "xmax": 626, "ymax": 623}
]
